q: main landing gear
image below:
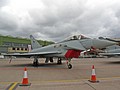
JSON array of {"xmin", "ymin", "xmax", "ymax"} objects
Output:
[
  {"xmin": 57, "ymin": 58, "xmax": 62, "ymax": 64},
  {"xmin": 33, "ymin": 57, "xmax": 39, "ymax": 66},
  {"xmin": 45, "ymin": 57, "xmax": 54, "ymax": 63},
  {"xmin": 33, "ymin": 57, "xmax": 72, "ymax": 69},
  {"xmin": 45, "ymin": 57, "xmax": 62, "ymax": 65},
  {"xmin": 67, "ymin": 58, "xmax": 72, "ymax": 69}
]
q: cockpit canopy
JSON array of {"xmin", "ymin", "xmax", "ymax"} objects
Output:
[{"xmin": 63, "ymin": 35, "xmax": 90, "ymax": 41}]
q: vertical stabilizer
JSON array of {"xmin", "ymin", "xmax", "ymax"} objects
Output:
[{"xmin": 30, "ymin": 35, "xmax": 42, "ymax": 49}]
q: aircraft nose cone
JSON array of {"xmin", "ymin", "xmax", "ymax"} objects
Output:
[
  {"xmin": 102, "ymin": 40, "xmax": 117, "ymax": 46},
  {"xmin": 93, "ymin": 39, "xmax": 117, "ymax": 49}
]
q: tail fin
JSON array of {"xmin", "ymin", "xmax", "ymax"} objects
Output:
[{"xmin": 30, "ymin": 35, "xmax": 42, "ymax": 49}]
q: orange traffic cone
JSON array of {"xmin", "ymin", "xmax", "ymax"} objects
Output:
[
  {"xmin": 19, "ymin": 67, "xmax": 31, "ymax": 86},
  {"xmin": 88, "ymin": 65, "xmax": 99, "ymax": 83}
]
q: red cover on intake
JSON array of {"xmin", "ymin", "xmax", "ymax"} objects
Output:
[{"xmin": 65, "ymin": 50, "xmax": 81, "ymax": 58}]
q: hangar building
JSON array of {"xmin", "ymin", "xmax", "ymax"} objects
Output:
[
  {"xmin": 0, "ymin": 35, "xmax": 54, "ymax": 54},
  {"xmin": 0, "ymin": 35, "xmax": 31, "ymax": 54}
]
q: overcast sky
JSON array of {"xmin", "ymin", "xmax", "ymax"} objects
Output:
[{"xmin": 0, "ymin": 0, "xmax": 120, "ymax": 42}]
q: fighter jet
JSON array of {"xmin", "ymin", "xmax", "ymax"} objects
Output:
[
  {"xmin": 98, "ymin": 37, "xmax": 120, "ymax": 57},
  {"xmin": 100, "ymin": 45, "xmax": 120, "ymax": 57},
  {"xmin": 4, "ymin": 34, "xmax": 117, "ymax": 69}
]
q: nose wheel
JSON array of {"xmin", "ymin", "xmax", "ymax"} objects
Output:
[
  {"xmin": 67, "ymin": 58, "xmax": 72, "ymax": 69},
  {"xmin": 68, "ymin": 64, "xmax": 72, "ymax": 69}
]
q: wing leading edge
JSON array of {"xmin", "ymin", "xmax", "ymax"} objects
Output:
[{"xmin": 3, "ymin": 51, "xmax": 62, "ymax": 58}]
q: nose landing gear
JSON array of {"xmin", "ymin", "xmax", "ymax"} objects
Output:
[{"xmin": 67, "ymin": 58, "xmax": 72, "ymax": 69}]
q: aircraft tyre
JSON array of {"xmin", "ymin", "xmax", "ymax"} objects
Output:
[
  {"xmin": 57, "ymin": 58, "xmax": 62, "ymax": 64},
  {"xmin": 33, "ymin": 61, "xmax": 38, "ymax": 66},
  {"xmin": 57, "ymin": 60, "xmax": 62, "ymax": 64},
  {"xmin": 68, "ymin": 64, "xmax": 72, "ymax": 69},
  {"xmin": 33, "ymin": 58, "xmax": 39, "ymax": 66},
  {"xmin": 50, "ymin": 57, "xmax": 53, "ymax": 63}
]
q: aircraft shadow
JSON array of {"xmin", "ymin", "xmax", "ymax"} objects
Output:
[
  {"xmin": 1, "ymin": 63, "xmax": 65, "ymax": 68},
  {"xmin": 104, "ymin": 61, "xmax": 120, "ymax": 65}
]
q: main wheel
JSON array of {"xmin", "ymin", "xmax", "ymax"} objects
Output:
[
  {"xmin": 57, "ymin": 60, "xmax": 62, "ymax": 64},
  {"xmin": 57, "ymin": 58, "xmax": 62, "ymax": 64},
  {"xmin": 50, "ymin": 57, "xmax": 53, "ymax": 63},
  {"xmin": 68, "ymin": 64, "xmax": 72, "ymax": 69},
  {"xmin": 33, "ymin": 60, "xmax": 38, "ymax": 66}
]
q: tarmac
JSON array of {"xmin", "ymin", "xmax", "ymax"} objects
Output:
[{"xmin": 0, "ymin": 57, "xmax": 120, "ymax": 90}]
